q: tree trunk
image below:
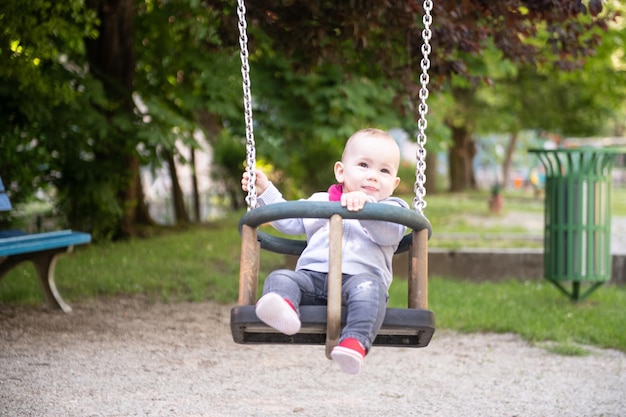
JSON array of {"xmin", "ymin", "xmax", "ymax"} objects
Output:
[
  {"xmin": 119, "ymin": 155, "xmax": 139, "ymax": 236},
  {"xmin": 85, "ymin": 0, "xmax": 154, "ymax": 238},
  {"xmin": 164, "ymin": 148, "xmax": 190, "ymax": 224},
  {"xmin": 85, "ymin": 0, "xmax": 135, "ymax": 93},
  {"xmin": 119, "ymin": 155, "xmax": 155, "ymax": 234},
  {"xmin": 190, "ymin": 146, "xmax": 201, "ymax": 222},
  {"xmin": 501, "ymin": 131, "xmax": 518, "ymax": 190},
  {"xmin": 195, "ymin": 110, "xmax": 221, "ymax": 146},
  {"xmin": 133, "ymin": 166, "xmax": 153, "ymax": 226},
  {"xmin": 448, "ymin": 124, "xmax": 477, "ymax": 192}
]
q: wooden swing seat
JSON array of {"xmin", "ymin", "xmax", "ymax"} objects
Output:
[
  {"xmin": 231, "ymin": 305, "xmax": 434, "ymax": 347},
  {"xmin": 231, "ymin": 201, "xmax": 435, "ymax": 353}
]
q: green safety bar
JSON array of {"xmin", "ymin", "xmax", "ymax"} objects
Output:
[{"xmin": 238, "ymin": 201, "xmax": 432, "ymax": 256}]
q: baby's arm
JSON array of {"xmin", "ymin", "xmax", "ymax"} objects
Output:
[
  {"xmin": 240, "ymin": 170, "xmax": 307, "ymax": 234},
  {"xmin": 241, "ymin": 169, "xmax": 270, "ymax": 196}
]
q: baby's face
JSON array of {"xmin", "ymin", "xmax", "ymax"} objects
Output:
[{"xmin": 334, "ymin": 135, "xmax": 401, "ymax": 201}]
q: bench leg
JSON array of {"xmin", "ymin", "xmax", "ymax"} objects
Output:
[
  {"xmin": 31, "ymin": 252, "xmax": 73, "ymax": 313},
  {"xmin": 0, "ymin": 250, "xmax": 73, "ymax": 313}
]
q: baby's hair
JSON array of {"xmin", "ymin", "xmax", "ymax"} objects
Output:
[{"xmin": 342, "ymin": 128, "xmax": 397, "ymax": 160}]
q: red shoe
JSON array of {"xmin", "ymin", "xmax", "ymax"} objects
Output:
[
  {"xmin": 255, "ymin": 292, "xmax": 301, "ymax": 335},
  {"xmin": 330, "ymin": 338, "xmax": 366, "ymax": 375}
]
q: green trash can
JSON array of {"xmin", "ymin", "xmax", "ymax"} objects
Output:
[{"xmin": 529, "ymin": 147, "xmax": 624, "ymax": 301}]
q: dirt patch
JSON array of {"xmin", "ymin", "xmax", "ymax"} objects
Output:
[{"xmin": 1, "ymin": 298, "xmax": 624, "ymax": 417}]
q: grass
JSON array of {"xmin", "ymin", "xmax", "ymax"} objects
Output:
[
  {"xmin": 388, "ymin": 277, "xmax": 626, "ymax": 353},
  {"xmin": 1, "ymin": 187, "xmax": 626, "ymax": 354},
  {"xmin": 542, "ymin": 343, "xmax": 591, "ymax": 357},
  {"xmin": 424, "ymin": 190, "xmax": 545, "ymax": 249},
  {"xmin": 0, "ymin": 216, "xmax": 284, "ymax": 306}
]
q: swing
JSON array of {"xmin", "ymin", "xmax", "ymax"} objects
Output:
[{"xmin": 230, "ymin": 0, "xmax": 435, "ymax": 358}]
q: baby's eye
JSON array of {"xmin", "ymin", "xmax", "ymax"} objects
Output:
[
  {"xmin": 359, "ymin": 162, "xmax": 368, "ymax": 168},
  {"xmin": 381, "ymin": 168, "xmax": 391, "ymax": 174}
]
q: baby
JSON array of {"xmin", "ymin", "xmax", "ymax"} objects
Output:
[{"xmin": 241, "ymin": 128, "xmax": 408, "ymax": 375}]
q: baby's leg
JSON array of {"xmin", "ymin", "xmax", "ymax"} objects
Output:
[
  {"xmin": 339, "ymin": 273, "xmax": 388, "ymax": 353},
  {"xmin": 262, "ymin": 269, "xmax": 317, "ymax": 309},
  {"xmin": 330, "ymin": 273, "xmax": 387, "ymax": 374},
  {"xmin": 256, "ymin": 269, "xmax": 316, "ymax": 335}
]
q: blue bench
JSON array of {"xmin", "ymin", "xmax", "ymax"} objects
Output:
[{"xmin": 0, "ymin": 178, "xmax": 91, "ymax": 312}]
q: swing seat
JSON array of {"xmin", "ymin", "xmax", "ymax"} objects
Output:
[
  {"xmin": 231, "ymin": 305, "xmax": 435, "ymax": 347},
  {"xmin": 232, "ymin": 201, "xmax": 435, "ymax": 351}
]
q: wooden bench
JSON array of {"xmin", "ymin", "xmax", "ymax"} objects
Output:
[{"xmin": 0, "ymin": 177, "xmax": 91, "ymax": 312}]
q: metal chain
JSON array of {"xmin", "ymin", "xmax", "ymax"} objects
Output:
[
  {"xmin": 413, "ymin": 0, "xmax": 432, "ymax": 213},
  {"xmin": 237, "ymin": 0, "xmax": 257, "ymax": 209}
]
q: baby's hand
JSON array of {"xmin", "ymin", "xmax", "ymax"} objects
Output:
[
  {"xmin": 241, "ymin": 169, "xmax": 269, "ymax": 196},
  {"xmin": 340, "ymin": 191, "xmax": 373, "ymax": 212}
]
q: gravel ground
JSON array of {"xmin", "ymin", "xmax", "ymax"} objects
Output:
[{"xmin": 1, "ymin": 297, "xmax": 625, "ymax": 417}]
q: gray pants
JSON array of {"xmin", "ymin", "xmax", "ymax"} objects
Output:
[{"xmin": 262, "ymin": 269, "xmax": 388, "ymax": 353}]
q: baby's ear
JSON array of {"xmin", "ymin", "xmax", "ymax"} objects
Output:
[
  {"xmin": 393, "ymin": 176, "xmax": 401, "ymax": 190},
  {"xmin": 334, "ymin": 161, "xmax": 344, "ymax": 182}
]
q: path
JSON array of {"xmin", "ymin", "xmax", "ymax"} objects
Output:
[{"xmin": 1, "ymin": 298, "xmax": 624, "ymax": 417}]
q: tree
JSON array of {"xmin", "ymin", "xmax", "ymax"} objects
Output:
[
  {"xmin": 238, "ymin": 0, "xmax": 612, "ymax": 192},
  {"xmin": 81, "ymin": 0, "xmax": 159, "ymax": 238},
  {"xmin": 135, "ymin": 0, "xmax": 244, "ymax": 213},
  {"xmin": 2, "ymin": 0, "xmax": 617, "ymax": 237},
  {"xmin": 475, "ymin": 5, "xmax": 626, "ymax": 189},
  {"xmin": 0, "ymin": 0, "xmax": 99, "ymax": 207}
]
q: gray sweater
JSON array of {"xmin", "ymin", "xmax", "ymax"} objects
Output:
[{"xmin": 257, "ymin": 182, "xmax": 408, "ymax": 289}]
